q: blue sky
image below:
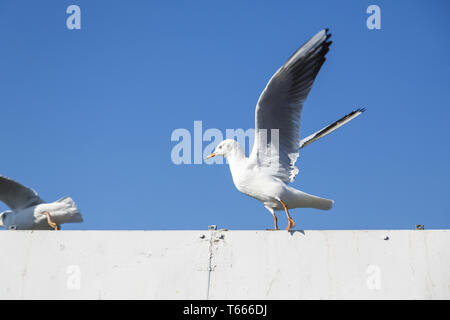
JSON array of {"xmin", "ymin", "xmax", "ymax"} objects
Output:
[{"xmin": 1, "ymin": 1, "xmax": 449, "ymax": 230}]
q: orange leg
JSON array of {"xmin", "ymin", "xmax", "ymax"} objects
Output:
[
  {"xmin": 278, "ymin": 199, "xmax": 295, "ymax": 231},
  {"xmin": 265, "ymin": 206, "xmax": 279, "ymax": 230},
  {"xmin": 41, "ymin": 211, "xmax": 60, "ymax": 230},
  {"xmin": 272, "ymin": 212, "xmax": 279, "ymax": 230}
]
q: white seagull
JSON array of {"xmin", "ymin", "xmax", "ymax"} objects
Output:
[
  {"xmin": 206, "ymin": 29, "xmax": 364, "ymax": 230},
  {"xmin": 0, "ymin": 175, "xmax": 83, "ymax": 230}
]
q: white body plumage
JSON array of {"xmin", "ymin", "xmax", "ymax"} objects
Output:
[{"xmin": 0, "ymin": 197, "xmax": 82, "ymax": 230}]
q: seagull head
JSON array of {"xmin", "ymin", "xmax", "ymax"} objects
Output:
[{"xmin": 207, "ymin": 139, "xmax": 242, "ymax": 159}]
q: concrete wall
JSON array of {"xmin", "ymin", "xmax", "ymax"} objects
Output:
[{"xmin": 0, "ymin": 230, "xmax": 448, "ymax": 299}]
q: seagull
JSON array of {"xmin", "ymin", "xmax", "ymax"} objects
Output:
[
  {"xmin": 0, "ymin": 175, "xmax": 83, "ymax": 230},
  {"xmin": 206, "ymin": 29, "xmax": 364, "ymax": 230}
]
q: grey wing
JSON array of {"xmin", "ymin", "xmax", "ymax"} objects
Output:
[
  {"xmin": 0, "ymin": 175, "xmax": 44, "ymax": 210},
  {"xmin": 248, "ymin": 29, "xmax": 332, "ymax": 182},
  {"xmin": 299, "ymin": 108, "xmax": 366, "ymax": 149}
]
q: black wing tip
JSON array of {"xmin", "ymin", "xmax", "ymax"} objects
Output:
[
  {"xmin": 323, "ymin": 29, "xmax": 332, "ymax": 48},
  {"xmin": 347, "ymin": 107, "xmax": 366, "ymax": 115}
]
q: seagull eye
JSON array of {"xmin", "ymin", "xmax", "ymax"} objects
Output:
[{"xmin": 219, "ymin": 146, "xmax": 222, "ymax": 149}]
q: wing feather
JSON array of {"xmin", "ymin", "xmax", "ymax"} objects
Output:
[
  {"xmin": 0, "ymin": 175, "xmax": 44, "ymax": 210},
  {"xmin": 248, "ymin": 29, "xmax": 332, "ymax": 182},
  {"xmin": 299, "ymin": 108, "xmax": 366, "ymax": 149}
]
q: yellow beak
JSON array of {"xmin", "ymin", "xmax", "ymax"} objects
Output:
[{"xmin": 206, "ymin": 153, "xmax": 216, "ymax": 159}]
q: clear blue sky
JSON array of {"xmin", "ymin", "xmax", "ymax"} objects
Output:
[{"xmin": 1, "ymin": 1, "xmax": 449, "ymax": 230}]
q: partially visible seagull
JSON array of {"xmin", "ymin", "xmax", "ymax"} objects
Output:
[
  {"xmin": 206, "ymin": 29, "xmax": 365, "ymax": 230},
  {"xmin": 0, "ymin": 175, "xmax": 83, "ymax": 230}
]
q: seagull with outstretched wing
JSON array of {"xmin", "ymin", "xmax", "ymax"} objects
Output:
[
  {"xmin": 0, "ymin": 175, "xmax": 83, "ymax": 230},
  {"xmin": 206, "ymin": 29, "xmax": 365, "ymax": 230}
]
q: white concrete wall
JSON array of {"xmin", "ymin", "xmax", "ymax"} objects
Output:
[{"xmin": 0, "ymin": 230, "xmax": 448, "ymax": 299}]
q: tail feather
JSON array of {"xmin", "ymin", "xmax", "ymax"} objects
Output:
[
  {"xmin": 289, "ymin": 189, "xmax": 334, "ymax": 210},
  {"xmin": 310, "ymin": 196, "xmax": 334, "ymax": 210},
  {"xmin": 48, "ymin": 197, "xmax": 83, "ymax": 224}
]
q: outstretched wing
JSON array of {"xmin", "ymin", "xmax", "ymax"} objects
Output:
[
  {"xmin": 248, "ymin": 29, "xmax": 332, "ymax": 182},
  {"xmin": 299, "ymin": 108, "xmax": 365, "ymax": 149},
  {"xmin": 0, "ymin": 175, "xmax": 44, "ymax": 210}
]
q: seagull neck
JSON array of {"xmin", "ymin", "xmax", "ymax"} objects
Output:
[{"xmin": 226, "ymin": 148, "xmax": 246, "ymax": 168}]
